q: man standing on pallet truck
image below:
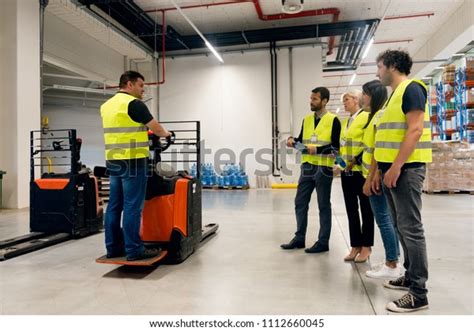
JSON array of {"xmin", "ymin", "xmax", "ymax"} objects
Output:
[
  {"xmin": 281, "ymin": 87, "xmax": 341, "ymax": 253},
  {"xmin": 100, "ymin": 71, "xmax": 171, "ymax": 261},
  {"xmin": 374, "ymin": 50, "xmax": 432, "ymax": 312}
]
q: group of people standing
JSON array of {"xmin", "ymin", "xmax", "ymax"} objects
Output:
[{"xmin": 281, "ymin": 49, "xmax": 432, "ymax": 313}]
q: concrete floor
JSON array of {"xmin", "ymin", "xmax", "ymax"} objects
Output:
[{"xmin": 0, "ymin": 178, "xmax": 472, "ymax": 315}]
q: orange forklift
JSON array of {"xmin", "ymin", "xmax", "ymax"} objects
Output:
[
  {"xmin": 96, "ymin": 121, "xmax": 218, "ymax": 266},
  {"xmin": 0, "ymin": 129, "xmax": 103, "ymax": 261}
]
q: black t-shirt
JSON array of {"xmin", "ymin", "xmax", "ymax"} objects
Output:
[
  {"xmin": 106, "ymin": 92, "xmax": 153, "ymax": 168},
  {"xmin": 294, "ymin": 114, "xmax": 341, "ymax": 159},
  {"xmin": 378, "ymin": 81, "xmax": 427, "ymax": 172}
]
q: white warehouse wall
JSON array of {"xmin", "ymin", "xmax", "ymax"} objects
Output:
[
  {"xmin": 0, "ymin": 0, "xmax": 41, "ymax": 208},
  {"xmin": 159, "ymin": 46, "xmax": 323, "ymax": 186}
]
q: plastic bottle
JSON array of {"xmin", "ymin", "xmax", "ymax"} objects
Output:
[{"xmin": 332, "ymin": 149, "xmax": 347, "ymax": 169}]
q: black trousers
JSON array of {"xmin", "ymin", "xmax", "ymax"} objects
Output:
[{"xmin": 341, "ymin": 171, "xmax": 374, "ymax": 247}]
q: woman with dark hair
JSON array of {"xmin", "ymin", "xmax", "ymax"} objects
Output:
[{"xmin": 361, "ymin": 80, "xmax": 402, "ymax": 279}]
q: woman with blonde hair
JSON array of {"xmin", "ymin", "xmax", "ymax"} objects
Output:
[{"xmin": 340, "ymin": 89, "xmax": 374, "ymax": 263}]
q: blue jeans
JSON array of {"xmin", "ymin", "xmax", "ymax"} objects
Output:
[
  {"xmin": 105, "ymin": 162, "xmax": 148, "ymax": 259},
  {"xmin": 369, "ymin": 192, "xmax": 400, "ymax": 262}
]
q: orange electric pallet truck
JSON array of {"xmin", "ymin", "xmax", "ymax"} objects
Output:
[
  {"xmin": 96, "ymin": 121, "xmax": 218, "ymax": 266},
  {"xmin": 0, "ymin": 129, "xmax": 103, "ymax": 261}
]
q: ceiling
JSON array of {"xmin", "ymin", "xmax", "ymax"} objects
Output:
[{"xmin": 46, "ymin": 0, "xmax": 466, "ymax": 113}]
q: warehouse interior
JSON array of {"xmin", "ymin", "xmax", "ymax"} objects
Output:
[{"xmin": 0, "ymin": 0, "xmax": 473, "ymax": 316}]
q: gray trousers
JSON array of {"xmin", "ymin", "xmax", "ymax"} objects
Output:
[
  {"xmin": 383, "ymin": 166, "xmax": 428, "ymax": 299},
  {"xmin": 294, "ymin": 163, "xmax": 333, "ymax": 246}
]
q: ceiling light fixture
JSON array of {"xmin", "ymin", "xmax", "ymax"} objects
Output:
[
  {"xmin": 282, "ymin": 0, "xmax": 304, "ymax": 15},
  {"xmin": 361, "ymin": 38, "xmax": 374, "ymax": 60},
  {"xmin": 169, "ymin": 0, "xmax": 224, "ymax": 63},
  {"xmin": 349, "ymin": 73, "xmax": 357, "ymax": 85}
]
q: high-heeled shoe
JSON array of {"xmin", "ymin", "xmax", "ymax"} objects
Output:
[
  {"xmin": 344, "ymin": 247, "xmax": 361, "ymax": 262},
  {"xmin": 355, "ymin": 247, "xmax": 371, "ymax": 263}
]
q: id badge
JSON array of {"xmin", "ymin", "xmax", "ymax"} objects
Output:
[
  {"xmin": 340, "ymin": 138, "xmax": 346, "ymax": 147},
  {"xmin": 310, "ymin": 134, "xmax": 317, "ymax": 143}
]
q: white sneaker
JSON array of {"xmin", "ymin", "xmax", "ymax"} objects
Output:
[{"xmin": 366, "ymin": 264, "xmax": 402, "ymax": 280}]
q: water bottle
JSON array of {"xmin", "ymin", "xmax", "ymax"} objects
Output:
[
  {"xmin": 224, "ymin": 175, "xmax": 231, "ymax": 186},
  {"xmin": 332, "ymin": 149, "xmax": 346, "ymax": 169},
  {"xmin": 242, "ymin": 174, "xmax": 248, "ymax": 187}
]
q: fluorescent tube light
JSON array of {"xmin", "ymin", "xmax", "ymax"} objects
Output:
[
  {"xmin": 349, "ymin": 73, "xmax": 357, "ymax": 85},
  {"xmin": 205, "ymin": 41, "xmax": 224, "ymax": 63},
  {"xmin": 361, "ymin": 38, "xmax": 374, "ymax": 60},
  {"xmin": 170, "ymin": 0, "xmax": 224, "ymax": 63}
]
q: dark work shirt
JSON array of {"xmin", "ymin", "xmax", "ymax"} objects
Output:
[
  {"xmin": 378, "ymin": 81, "xmax": 427, "ymax": 172},
  {"xmin": 106, "ymin": 92, "xmax": 153, "ymax": 169},
  {"xmin": 294, "ymin": 113, "xmax": 341, "ymax": 155}
]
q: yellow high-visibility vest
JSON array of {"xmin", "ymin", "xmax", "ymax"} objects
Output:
[
  {"xmin": 100, "ymin": 93, "xmax": 149, "ymax": 161},
  {"xmin": 340, "ymin": 110, "xmax": 369, "ymax": 172},
  {"xmin": 374, "ymin": 79, "xmax": 432, "ymax": 163},
  {"xmin": 361, "ymin": 114, "xmax": 377, "ymax": 178},
  {"xmin": 301, "ymin": 112, "xmax": 337, "ymax": 167}
]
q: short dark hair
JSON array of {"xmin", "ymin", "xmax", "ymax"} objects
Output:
[
  {"xmin": 376, "ymin": 49, "xmax": 413, "ymax": 75},
  {"xmin": 311, "ymin": 87, "xmax": 330, "ymax": 102},
  {"xmin": 119, "ymin": 70, "xmax": 145, "ymax": 88}
]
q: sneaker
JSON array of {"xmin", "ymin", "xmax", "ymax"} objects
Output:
[
  {"xmin": 386, "ymin": 293, "xmax": 429, "ymax": 313},
  {"xmin": 383, "ymin": 275, "xmax": 411, "ymax": 291},
  {"xmin": 126, "ymin": 248, "xmax": 161, "ymax": 261},
  {"xmin": 366, "ymin": 264, "xmax": 402, "ymax": 280}
]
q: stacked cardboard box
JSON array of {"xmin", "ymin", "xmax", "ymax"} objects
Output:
[
  {"xmin": 442, "ymin": 64, "xmax": 456, "ymax": 84},
  {"xmin": 424, "ymin": 141, "xmax": 474, "ymax": 192}
]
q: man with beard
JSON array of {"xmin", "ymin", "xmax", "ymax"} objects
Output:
[{"xmin": 281, "ymin": 87, "xmax": 341, "ymax": 253}]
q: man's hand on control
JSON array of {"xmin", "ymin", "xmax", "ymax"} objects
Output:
[{"xmin": 287, "ymin": 137, "xmax": 295, "ymax": 147}]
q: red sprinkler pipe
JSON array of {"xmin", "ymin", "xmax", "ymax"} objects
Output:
[
  {"xmin": 252, "ymin": 1, "xmax": 340, "ymax": 55},
  {"xmin": 145, "ymin": 10, "xmax": 166, "ymax": 86},
  {"xmin": 106, "ymin": 10, "xmax": 166, "ymax": 88},
  {"xmin": 145, "ymin": 1, "xmax": 340, "ymax": 55}
]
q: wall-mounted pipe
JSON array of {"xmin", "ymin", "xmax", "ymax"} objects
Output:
[
  {"xmin": 270, "ymin": 42, "xmax": 280, "ymax": 177},
  {"xmin": 373, "ymin": 38, "xmax": 413, "ymax": 44},
  {"xmin": 40, "ymin": 0, "xmax": 49, "ymax": 118},
  {"xmin": 105, "ymin": 11, "xmax": 166, "ymax": 88},
  {"xmin": 384, "ymin": 12, "xmax": 434, "ymax": 20}
]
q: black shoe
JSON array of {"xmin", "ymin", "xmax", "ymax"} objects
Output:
[
  {"xmin": 126, "ymin": 248, "xmax": 161, "ymax": 261},
  {"xmin": 106, "ymin": 250, "xmax": 125, "ymax": 258},
  {"xmin": 304, "ymin": 242, "xmax": 329, "ymax": 253},
  {"xmin": 280, "ymin": 238, "xmax": 305, "ymax": 249},
  {"xmin": 383, "ymin": 275, "xmax": 411, "ymax": 291},
  {"xmin": 386, "ymin": 293, "xmax": 429, "ymax": 313}
]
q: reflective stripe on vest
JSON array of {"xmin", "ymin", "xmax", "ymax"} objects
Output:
[
  {"xmin": 377, "ymin": 121, "xmax": 431, "ymax": 130},
  {"xmin": 301, "ymin": 112, "xmax": 337, "ymax": 167},
  {"xmin": 374, "ymin": 79, "xmax": 432, "ymax": 164},
  {"xmin": 103, "ymin": 127, "xmax": 148, "ymax": 134},
  {"xmin": 100, "ymin": 93, "xmax": 150, "ymax": 161},
  {"xmin": 361, "ymin": 114, "xmax": 377, "ymax": 178},
  {"xmin": 339, "ymin": 110, "xmax": 369, "ymax": 172}
]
